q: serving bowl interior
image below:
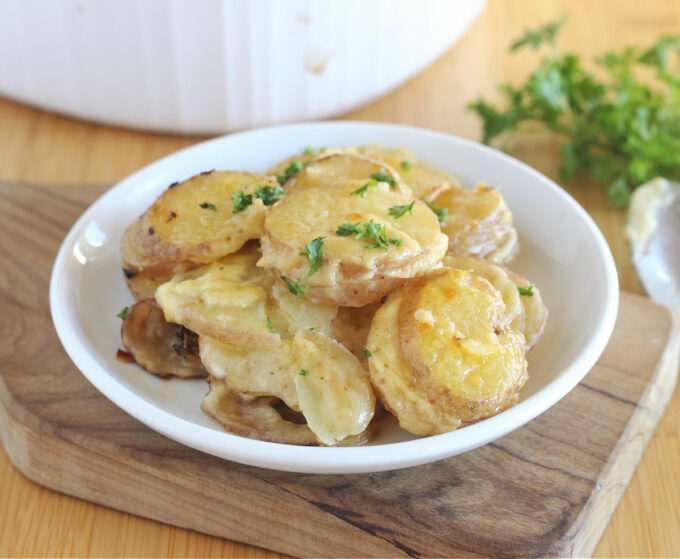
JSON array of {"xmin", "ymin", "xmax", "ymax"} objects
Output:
[{"xmin": 50, "ymin": 121, "xmax": 619, "ymax": 473}]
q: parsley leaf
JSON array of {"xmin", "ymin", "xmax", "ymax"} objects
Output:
[
  {"xmin": 352, "ymin": 179, "xmax": 378, "ymax": 197},
  {"xmin": 276, "ymin": 160, "xmax": 305, "ymax": 185},
  {"xmin": 298, "ymin": 369, "xmax": 309, "ymax": 376},
  {"xmin": 400, "ymin": 160, "xmax": 411, "ymax": 171},
  {"xmin": 300, "ymin": 236, "xmax": 325, "ymax": 280},
  {"xmin": 302, "ymin": 146, "xmax": 315, "ymax": 155},
  {"xmin": 336, "ymin": 222, "xmax": 361, "ymax": 236},
  {"xmin": 388, "ymin": 200, "xmax": 415, "ymax": 218},
  {"xmin": 364, "ymin": 348, "xmax": 372, "ymax": 358},
  {"xmin": 266, "ymin": 316, "xmax": 275, "ymax": 333},
  {"xmin": 281, "ymin": 275, "xmax": 305, "ymax": 297},
  {"xmin": 370, "ymin": 168, "xmax": 397, "ymax": 188},
  {"xmin": 199, "ymin": 202, "xmax": 217, "ymax": 211},
  {"xmin": 117, "ymin": 306, "xmax": 129, "ymax": 320},
  {"xmin": 468, "ymin": 17, "xmax": 680, "ymax": 206},
  {"xmin": 518, "ymin": 285, "xmax": 535, "ymax": 296},
  {"xmin": 254, "ymin": 185, "xmax": 285, "ymax": 205},
  {"xmin": 231, "ymin": 190, "xmax": 253, "ymax": 214},
  {"xmin": 425, "ymin": 201, "xmax": 448, "ymax": 224}
]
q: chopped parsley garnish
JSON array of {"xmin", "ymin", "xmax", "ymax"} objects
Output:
[
  {"xmin": 199, "ymin": 202, "xmax": 217, "ymax": 211},
  {"xmin": 364, "ymin": 348, "xmax": 372, "ymax": 358},
  {"xmin": 281, "ymin": 275, "xmax": 305, "ymax": 297},
  {"xmin": 337, "ymin": 219, "xmax": 402, "ymax": 250},
  {"xmin": 276, "ymin": 160, "xmax": 305, "ymax": 185},
  {"xmin": 117, "ymin": 306, "xmax": 129, "ymax": 320},
  {"xmin": 298, "ymin": 369, "xmax": 309, "ymax": 376},
  {"xmin": 370, "ymin": 168, "xmax": 397, "ymax": 188},
  {"xmin": 400, "ymin": 160, "xmax": 411, "ymax": 171},
  {"xmin": 266, "ymin": 316, "xmax": 275, "ymax": 333},
  {"xmin": 388, "ymin": 200, "xmax": 415, "ymax": 218},
  {"xmin": 425, "ymin": 201, "xmax": 448, "ymax": 224},
  {"xmin": 231, "ymin": 190, "xmax": 253, "ymax": 214},
  {"xmin": 254, "ymin": 185, "xmax": 284, "ymax": 205},
  {"xmin": 518, "ymin": 285, "xmax": 535, "ymax": 296},
  {"xmin": 309, "ymin": 327, "xmax": 315, "ymax": 331},
  {"xmin": 351, "ymin": 179, "xmax": 378, "ymax": 197},
  {"xmin": 302, "ymin": 146, "xmax": 315, "ymax": 155},
  {"xmin": 336, "ymin": 222, "xmax": 361, "ymax": 236},
  {"xmin": 300, "ymin": 236, "xmax": 325, "ymax": 280}
]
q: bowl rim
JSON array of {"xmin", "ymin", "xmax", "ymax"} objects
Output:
[{"xmin": 49, "ymin": 120, "xmax": 619, "ymax": 473}]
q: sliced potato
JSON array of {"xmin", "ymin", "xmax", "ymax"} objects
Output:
[
  {"xmin": 442, "ymin": 256, "xmax": 524, "ymax": 332},
  {"xmin": 121, "ymin": 299, "xmax": 207, "ymax": 379},
  {"xmin": 284, "ymin": 153, "xmax": 412, "ymax": 197},
  {"xmin": 433, "ymin": 183, "xmax": 519, "ymax": 263},
  {"xmin": 398, "ymin": 269, "xmax": 527, "ymax": 423},
  {"xmin": 507, "ymin": 270, "xmax": 549, "ymax": 350},
  {"xmin": 138, "ymin": 171, "xmax": 273, "ymax": 264},
  {"xmin": 200, "ymin": 331, "xmax": 375, "ymax": 445},
  {"xmin": 358, "ymin": 145, "xmax": 458, "ymax": 201},
  {"xmin": 258, "ymin": 180, "xmax": 447, "ymax": 306},
  {"xmin": 367, "ymin": 269, "xmax": 527, "ymax": 435},
  {"xmin": 293, "ymin": 331, "xmax": 375, "ymax": 446},
  {"xmin": 201, "ymin": 379, "xmax": 318, "ymax": 445}
]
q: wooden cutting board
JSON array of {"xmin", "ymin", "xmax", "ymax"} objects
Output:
[{"xmin": 1, "ymin": 181, "xmax": 679, "ymax": 558}]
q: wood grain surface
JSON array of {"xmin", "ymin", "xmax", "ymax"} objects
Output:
[
  {"xmin": 1, "ymin": 0, "xmax": 679, "ymax": 556},
  {"xmin": 0, "ymin": 180, "xmax": 678, "ymax": 558}
]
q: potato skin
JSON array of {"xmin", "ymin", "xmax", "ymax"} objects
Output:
[
  {"xmin": 138, "ymin": 171, "xmax": 273, "ymax": 264},
  {"xmin": 367, "ymin": 268, "xmax": 527, "ymax": 435}
]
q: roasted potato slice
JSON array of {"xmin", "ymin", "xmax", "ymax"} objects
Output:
[
  {"xmin": 200, "ymin": 331, "xmax": 375, "ymax": 446},
  {"xmin": 138, "ymin": 171, "xmax": 274, "ymax": 264},
  {"xmin": 507, "ymin": 270, "xmax": 549, "ymax": 350},
  {"xmin": 358, "ymin": 145, "xmax": 458, "ymax": 201},
  {"xmin": 201, "ymin": 378, "xmax": 319, "ymax": 445},
  {"xmin": 442, "ymin": 256, "xmax": 525, "ymax": 332},
  {"xmin": 367, "ymin": 268, "xmax": 527, "ymax": 435},
  {"xmin": 432, "ymin": 183, "xmax": 519, "ymax": 263},
  {"xmin": 258, "ymin": 180, "xmax": 447, "ymax": 306},
  {"xmin": 120, "ymin": 299, "xmax": 207, "ymax": 379},
  {"xmin": 284, "ymin": 153, "xmax": 412, "ymax": 197}
]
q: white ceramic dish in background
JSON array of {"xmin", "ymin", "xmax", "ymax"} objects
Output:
[
  {"xmin": 50, "ymin": 122, "xmax": 619, "ymax": 473},
  {"xmin": 0, "ymin": 0, "xmax": 485, "ymax": 134}
]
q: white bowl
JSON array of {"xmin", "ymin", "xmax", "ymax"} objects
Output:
[
  {"xmin": 50, "ymin": 122, "xmax": 619, "ymax": 473},
  {"xmin": 0, "ymin": 0, "xmax": 485, "ymax": 134}
]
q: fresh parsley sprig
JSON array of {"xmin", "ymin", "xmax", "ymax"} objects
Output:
[
  {"xmin": 276, "ymin": 160, "xmax": 309, "ymax": 185},
  {"xmin": 467, "ymin": 18, "xmax": 680, "ymax": 207}
]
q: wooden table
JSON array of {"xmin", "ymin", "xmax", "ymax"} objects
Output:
[{"xmin": 1, "ymin": 0, "xmax": 678, "ymax": 556}]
